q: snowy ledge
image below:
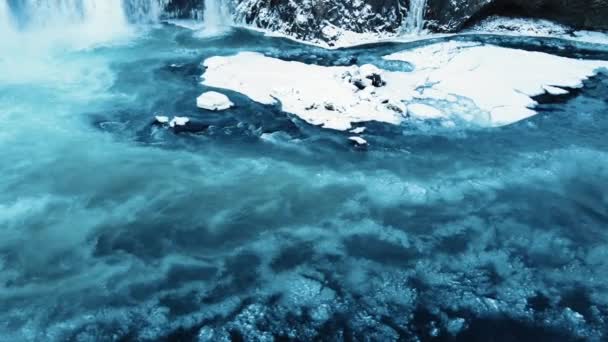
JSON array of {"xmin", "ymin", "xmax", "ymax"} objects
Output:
[{"xmin": 202, "ymin": 42, "xmax": 608, "ymax": 131}]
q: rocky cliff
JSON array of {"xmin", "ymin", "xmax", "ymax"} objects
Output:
[
  {"xmin": 164, "ymin": 0, "xmax": 608, "ymax": 44},
  {"xmin": 426, "ymin": 0, "xmax": 608, "ymax": 32}
]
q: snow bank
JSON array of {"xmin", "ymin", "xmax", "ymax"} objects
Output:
[
  {"xmin": 202, "ymin": 43, "xmax": 608, "ymax": 130},
  {"xmin": 196, "ymin": 91, "xmax": 234, "ymax": 111}
]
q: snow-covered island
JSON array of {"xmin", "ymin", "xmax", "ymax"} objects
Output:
[{"xmin": 202, "ymin": 42, "xmax": 608, "ymax": 131}]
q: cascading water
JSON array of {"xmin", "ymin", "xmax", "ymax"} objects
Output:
[
  {"xmin": 0, "ymin": 0, "xmax": 131, "ymax": 48},
  {"xmin": 0, "ymin": 0, "xmax": 14, "ymax": 34},
  {"xmin": 0, "ymin": 0, "xmax": 170, "ymax": 36},
  {"xmin": 199, "ymin": 0, "xmax": 231, "ymax": 36},
  {"xmin": 404, "ymin": 0, "xmax": 427, "ymax": 34}
]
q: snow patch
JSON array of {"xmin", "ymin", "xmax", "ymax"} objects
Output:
[{"xmin": 407, "ymin": 103, "xmax": 444, "ymax": 119}]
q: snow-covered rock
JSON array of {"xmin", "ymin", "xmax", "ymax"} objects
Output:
[
  {"xmin": 349, "ymin": 136, "xmax": 368, "ymax": 146},
  {"xmin": 169, "ymin": 116, "xmax": 190, "ymax": 127},
  {"xmin": 196, "ymin": 91, "xmax": 234, "ymax": 111},
  {"xmin": 154, "ymin": 115, "xmax": 170, "ymax": 124},
  {"xmin": 350, "ymin": 127, "xmax": 367, "ymax": 134},
  {"xmin": 201, "ymin": 42, "xmax": 608, "ymax": 130}
]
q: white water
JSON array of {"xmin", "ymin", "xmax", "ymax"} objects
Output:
[
  {"xmin": 404, "ymin": 0, "xmax": 427, "ymax": 34},
  {"xmin": 0, "ymin": 0, "xmax": 133, "ymax": 49},
  {"xmin": 198, "ymin": 0, "xmax": 231, "ymax": 36},
  {"xmin": 0, "ymin": 0, "xmax": 13, "ymax": 34}
]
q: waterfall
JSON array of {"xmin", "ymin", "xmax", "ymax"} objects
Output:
[
  {"xmin": 0, "ymin": 0, "xmax": 14, "ymax": 34},
  {"xmin": 1, "ymin": 0, "xmax": 129, "ymax": 38},
  {"xmin": 199, "ymin": 0, "xmax": 231, "ymax": 36},
  {"xmin": 123, "ymin": 0, "xmax": 168, "ymax": 23},
  {"xmin": 0, "ymin": 0, "xmax": 173, "ymax": 48},
  {"xmin": 404, "ymin": 0, "xmax": 427, "ymax": 34}
]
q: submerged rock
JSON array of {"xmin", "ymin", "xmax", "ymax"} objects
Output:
[{"xmin": 196, "ymin": 91, "xmax": 234, "ymax": 111}]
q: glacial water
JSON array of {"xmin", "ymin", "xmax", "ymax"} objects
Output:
[{"xmin": 1, "ymin": 2, "xmax": 608, "ymax": 341}]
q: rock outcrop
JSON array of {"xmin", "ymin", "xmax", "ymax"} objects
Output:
[{"xmin": 231, "ymin": 0, "xmax": 406, "ymax": 45}]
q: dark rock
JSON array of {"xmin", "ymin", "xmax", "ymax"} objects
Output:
[
  {"xmin": 324, "ymin": 103, "xmax": 336, "ymax": 111},
  {"xmin": 426, "ymin": 0, "xmax": 608, "ymax": 32},
  {"xmin": 353, "ymin": 80, "xmax": 368, "ymax": 90},
  {"xmin": 172, "ymin": 120, "xmax": 209, "ymax": 134},
  {"xmin": 367, "ymin": 73, "xmax": 386, "ymax": 87}
]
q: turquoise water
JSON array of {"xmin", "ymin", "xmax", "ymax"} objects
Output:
[{"xmin": 1, "ymin": 22, "xmax": 608, "ymax": 340}]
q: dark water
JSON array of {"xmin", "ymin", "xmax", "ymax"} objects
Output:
[{"xmin": 0, "ymin": 24, "xmax": 607, "ymax": 341}]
